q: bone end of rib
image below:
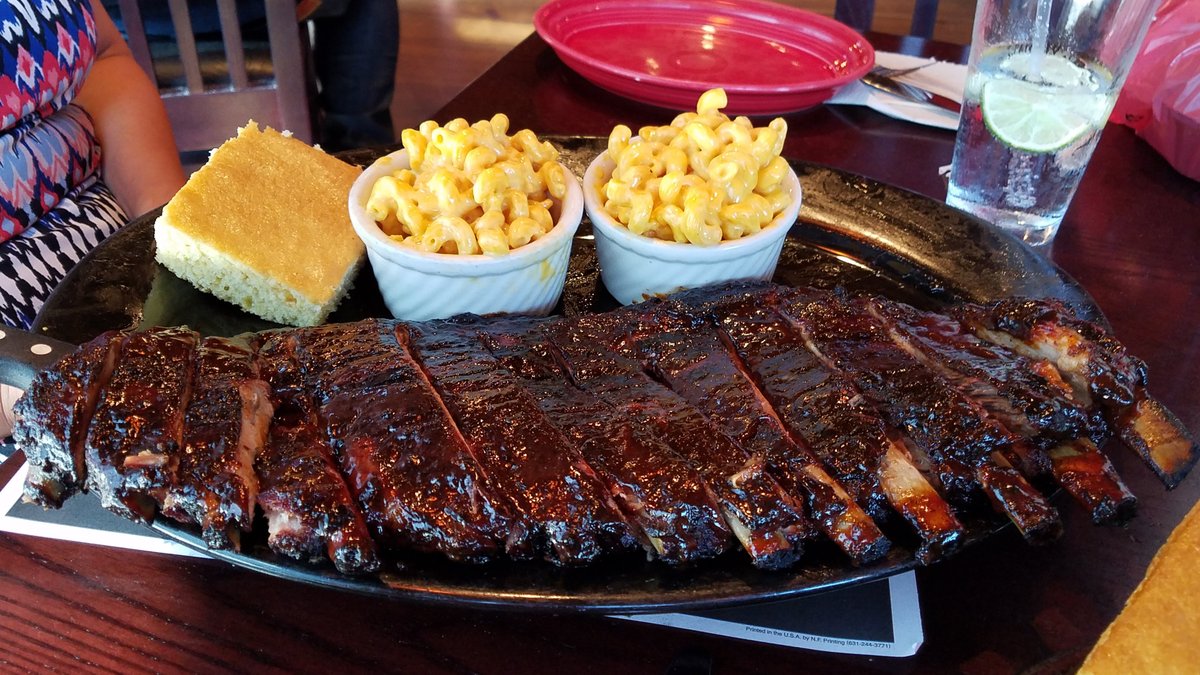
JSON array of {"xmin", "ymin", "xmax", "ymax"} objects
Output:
[
  {"xmin": 1048, "ymin": 440, "xmax": 1138, "ymax": 525},
  {"xmin": 1122, "ymin": 397, "xmax": 1199, "ymax": 490}
]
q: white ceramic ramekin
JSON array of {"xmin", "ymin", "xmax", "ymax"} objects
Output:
[
  {"xmin": 348, "ymin": 149, "xmax": 583, "ymax": 321},
  {"xmin": 583, "ymin": 152, "xmax": 803, "ymax": 305}
]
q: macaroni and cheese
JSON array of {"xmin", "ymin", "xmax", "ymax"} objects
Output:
[
  {"xmin": 365, "ymin": 115, "xmax": 568, "ymax": 255},
  {"xmin": 599, "ymin": 88, "xmax": 791, "ymax": 246}
]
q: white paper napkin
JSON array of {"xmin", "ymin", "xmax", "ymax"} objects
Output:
[{"xmin": 828, "ymin": 52, "xmax": 968, "ymax": 130}]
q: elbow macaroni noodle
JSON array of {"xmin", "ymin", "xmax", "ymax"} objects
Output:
[
  {"xmin": 600, "ymin": 88, "xmax": 791, "ymax": 245},
  {"xmin": 366, "ymin": 114, "xmax": 568, "ymax": 254}
]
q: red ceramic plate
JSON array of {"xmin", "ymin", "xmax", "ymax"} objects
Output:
[{"xmin": 533, "ymin": 0, "xmax": 875, "ymax": 115}]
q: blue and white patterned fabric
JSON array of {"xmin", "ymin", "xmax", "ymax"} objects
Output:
[
  {"xmin": 1, "ymin": 0, "xmax": 128, "ymax": 329},
  {"xmin": 0, "ymin": 173, "xmax": 123, "ymax": 328}
]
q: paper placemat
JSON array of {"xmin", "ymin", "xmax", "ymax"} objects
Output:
[{"xmin": 616, "ymin": 573, "xmax": 921, "ymax": 656}]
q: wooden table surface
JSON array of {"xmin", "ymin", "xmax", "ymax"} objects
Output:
[{"xmin": 1, "ymin": 32, "xmax": 1198, "ymax": 674}]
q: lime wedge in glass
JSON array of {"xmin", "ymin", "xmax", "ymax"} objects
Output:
[
  {"xmin": 1000, "ymin": 52, "xmax": 1093, "ymax": 88},
  {"xmin": 981, "ymin": 76, "xmax": 1108, "ymax": 154}
]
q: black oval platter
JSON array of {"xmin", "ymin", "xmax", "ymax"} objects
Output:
[{"xmin": 31, "ymin": 137, "xmax": 1098, "ymax": 613}]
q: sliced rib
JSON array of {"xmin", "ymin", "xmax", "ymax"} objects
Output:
[
  {"xmin": 291, "ymin": 320, "xmax": 511, "ymax": 563},
  {"xmin": 866, "ymin": 297, "xmax": 1136, "ymax": 524},
  {"xmin": 779, "ymin": 289, "xmax": 1062, "ymax": 543},
  {"xmin": 610, "ymin": 299, "xmax": 891, "ymax": 566},
  {"xmin": 869, "ymin": 298, "xmax": 1095, "ymax": 445},
  {"xmin": 399, "ymin": 319, "xmax": 632, "ymax": 566},
  {"xmin": 542, "ymin": 312, "xmax": 811, "ymax": 570},
  {"xmin": 81, "ymin": 327, "xmax": 197, "ymax": 521},
  {"xmin": 13, "ymin": 331, "xmax": 122, "ymax": 507},
  {"xmin": 476, "ymin": 315, "xmax": 731, "ymax": 565},
  {"xmin": 672, "ymin": 282, "xmax": 962, "ymax": 563},
  {"xmin": 953, "ymin": 298, "xmax": 1199, "ymax": 488},
  {"xmin": 253, "ymin": 332, "xmax": 380, "ymax": 575},
  {"xmin": 161, "ymin": 335, "xmax": 273, "ymax": 549}
]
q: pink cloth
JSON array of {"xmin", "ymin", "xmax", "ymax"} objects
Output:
[{"xmin": 1110, "ymin": 0, "xmax": 1200, "ymax": 181}]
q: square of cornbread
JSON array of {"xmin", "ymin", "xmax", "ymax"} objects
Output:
[
  {"xmin": 154, "ymin": 121, "xmax": 364, "ymax": 326},
  {"xmin": 1078, "ymin": 498, "xmax": 1200, "ymax": 673}
]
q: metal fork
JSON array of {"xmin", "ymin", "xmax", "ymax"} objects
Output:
[
  {"xmin": 870, "ymin": 62, "xmax": 934, "ymax": 79},
  {"xmin": 861, "ymin": 71, "xmax": 933, "ymax": 103},
  {"xmin": 860, "ymin": 66, "xmax": 962, "ymax": 113}
]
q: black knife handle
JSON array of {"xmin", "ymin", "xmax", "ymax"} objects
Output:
[{"xmin": 0, "ymin": 327, "xmax": 74, "ymax": 391}]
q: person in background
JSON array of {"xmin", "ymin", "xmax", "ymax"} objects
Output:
[
  {"xmin": 103, "ymin": 0, "xmax": 400, "ymax": 151},
  {"xmin": 309, "ymin": 0, "xmax": 399, "ymax": 151},
  {"xmin": 1, "ymin": 0, "xmax": 187, "ymax": 438}
]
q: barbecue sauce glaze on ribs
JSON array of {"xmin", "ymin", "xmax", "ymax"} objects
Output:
[{"xmin": 12, "ymin": 282, "xmax": 1198, "ymax": 575}]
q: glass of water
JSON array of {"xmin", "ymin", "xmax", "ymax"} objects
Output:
[{"xmin": 946, "ymin": 0, "xmax": 1163, "ymax": 248}]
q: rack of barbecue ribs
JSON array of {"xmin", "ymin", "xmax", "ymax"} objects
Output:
[{"xmin": 10, "ymin": 282, "xmax": 1197, "ymax": 575}]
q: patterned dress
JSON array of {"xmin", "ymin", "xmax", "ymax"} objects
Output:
[{"xmin": 1, "ymin": 0, "xmax": 126, "ymax": 329}]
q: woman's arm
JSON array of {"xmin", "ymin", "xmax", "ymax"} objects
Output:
[{"xmin": 73, "ymin": 0, "xmax": 186, "ymax": 218}]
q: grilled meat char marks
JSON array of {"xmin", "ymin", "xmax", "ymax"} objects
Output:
[
  {"xmin": 867, "ymin": 298, "xmax": 1136, "ymax": 524},
  {"xmin": 82, "ymin": 327, "xmax": 197, "ymax": 522},
  {"xmin": 609, "ymin": 300, "xmax": 891, "ymax": 566},
  {"xmin": 160, "ymin": 336, "xmax": 272, "ymax": 549},
  {"xmin": 955, "ymin": 299, "xmax": 1144, "ymax": 410},
  {"xmin": 779, "ymin": 289, "xmax": 1062, "ymax": 542},
  {"xmin": 543, "ymin": 312, "xmax": 811, "ymax": 570},
  {"xmin": 254, "ymin": 333, "xmax": 380, "ymax": 575},
  {"xmin": 869, "ymin": 299, "xmax": 1094, "ymax": 445},
  {"xmin": 13, "ymin": 281, "xmax": 1196, "ymax": 576},
  {"xmin": 291, "ymin": 320, "xmax": 510, "ymax": 563},
  {"xmin": 476, "ymin": 316, "xmax": 731, "ymax": 565},
  {"xmin": 14, "ymin": 332, "xmax": 121, "ymax": 507},
  {"xmin": 400, "ymin": 320, "xmax": 630, "ymax": 565},
  {"xmin": 669, "ymin": 287, "xmax": 885, "ymax": 516},
  {"xmin": 672, "ymin": 283, "xmax": 964, "ymax": 563},
  {"xmin": 953, "ymin": 298, "xmax": 1199, "ymax": 489}
]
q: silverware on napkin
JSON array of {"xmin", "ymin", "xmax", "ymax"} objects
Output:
[{"xmin": 860, "ymin": 70, "xmax": 962, "ymax": 115}]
